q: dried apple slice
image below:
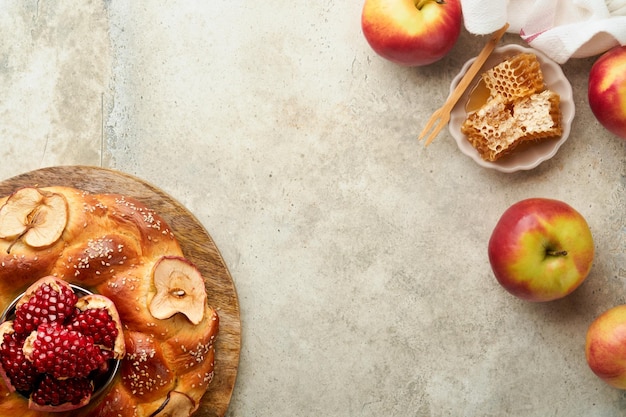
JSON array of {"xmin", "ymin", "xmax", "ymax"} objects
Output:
[
  {"xmin": 0, "ymin": 187, "xmax": 68, "ymax": 251},
  {"xmin": 149, "ymin": 256, "xmax": 207, "ymax": 325},
  {"xmin": 153, "ymin": 391, "xmax": 196, "ymax": 417}
]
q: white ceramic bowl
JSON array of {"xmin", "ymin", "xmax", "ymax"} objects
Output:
[{"xmin": 447, "ymin": 44, "xmax": 575, "ymax": 173}]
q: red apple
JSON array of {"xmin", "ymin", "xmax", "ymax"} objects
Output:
[
  {"xmin": 361, "ymin": 0, "xmax": 462, "ymax": 66},
  {"xmin": 488, "ymin": 198, "xmax": 594, "ymax": 302},
  {"xmin": 585, "ymin": 305, "xmax": 626, "ymax": 389},
  {"xmin": 588, "ymin": 45, "xmax": 626, "ymax": 139}
]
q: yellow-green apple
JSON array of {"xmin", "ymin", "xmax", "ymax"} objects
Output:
[
  {"xmin": 588, "ymin": 45, "xmax": 626, "ymax": 140},
  {"xmin": 488, "ymin": 198, "xmax": 594, "ymax": 302},
  {"xmin": 585, "ymin": 305, "xmax": 626, "ymax": 389},
  {"xmin": 361, "ymin": 0, "xmax": 462, "ymax": 66}
]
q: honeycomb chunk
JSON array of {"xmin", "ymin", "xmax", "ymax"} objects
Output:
[
  {"xmin": 461, "ymin": 52, "xmax": 562, "ymax": 162},
  {"xmin": 482, "ymin": 53, "xmax": 545, "ymax": 101}
]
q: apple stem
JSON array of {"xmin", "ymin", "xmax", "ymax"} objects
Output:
[
  {"xmin": 547, "ymin": 250, "xmax": 568, "ymax": 257},
  {"xmin": 6, "ymin": 236, "xmax": 19, "ymax": 254},
  {"xmin": 5, "ymin": 226, "xmax": 30, "ymax": 254},
  {"xmin": 415, "ymin": 0, "xmax": 445, "ymax": 10}
]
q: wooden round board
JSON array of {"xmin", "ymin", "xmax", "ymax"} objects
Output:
[{"xmin": 0, "ymin": 166, "xmax": 241, "ymax": 417}]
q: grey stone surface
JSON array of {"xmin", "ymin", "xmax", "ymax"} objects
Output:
[{"xmin": 0, "ymin": 1, "xmax": 624, "ymax": 416}]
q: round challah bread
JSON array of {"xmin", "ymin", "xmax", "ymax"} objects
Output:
[{"xmin": 0, "ymin": 186, "xmax": 219, "ymax": 416}]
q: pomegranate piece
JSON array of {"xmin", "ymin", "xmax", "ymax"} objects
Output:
[
  {"xmin": 0, "ymin": 323, "xmax": 37, "ymax": 393},
  {"xmin": 13, "ymin": 277, "xmax": 77, "ymax": 335},
  {"xmin": 30, "ymin": 374, "xmax": 92, "ymax": 411},
  {"xmin": 69, "ymin": 306, "xmax": 120, "ymax": 350},
  {"xmin": 24, "ymin": 323, "xmax": 108, "ymax": 379},
  {"xmin": 0, "ymin": 276, "xmax": 125, "ymax": 412}
]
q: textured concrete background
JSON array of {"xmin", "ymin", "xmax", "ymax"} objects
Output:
[{"xmin": 0, "ymin": 1, "xmax": 624, "ymax": 416}]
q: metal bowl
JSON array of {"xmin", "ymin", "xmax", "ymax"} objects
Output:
[{"xmin": 0, "ymin": 283, "xmax": 121, "ymax": 401}]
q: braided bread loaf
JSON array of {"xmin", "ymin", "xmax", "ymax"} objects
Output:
[{"xmin": 0, "ymin": 186, "xmax": 219, "ymax": 416}]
